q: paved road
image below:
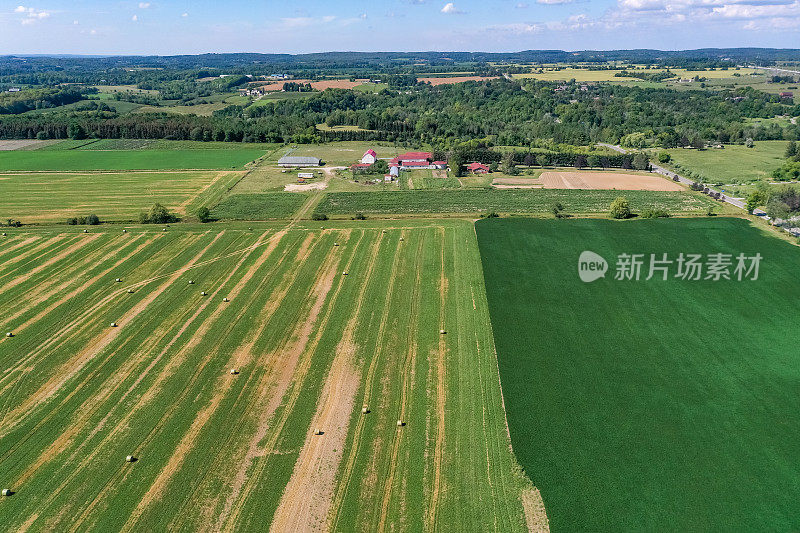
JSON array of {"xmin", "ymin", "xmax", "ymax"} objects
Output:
[{"xmin": 596, "ymin": 143, "xmax": 768, "ymax": 216}]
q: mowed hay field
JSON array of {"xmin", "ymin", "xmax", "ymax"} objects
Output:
[
  {"xmin": 476, "ymin": 217, "xmax": 800, "ymax": 531},
  {"xmin": 0, "ymin": 221, "xmax": 530, "ymax": 531},
  {"xmin": 0, "ymin": 171, "xmax": 243, "ymax": 223}
]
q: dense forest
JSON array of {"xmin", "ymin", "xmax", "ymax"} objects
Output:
[{"xmin": 0, "ymin": 78, "xmax": 797, "ymax": 149}]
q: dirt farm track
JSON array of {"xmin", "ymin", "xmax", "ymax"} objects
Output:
[{"xmin": 493, "ymin": 171, "xmax": 685, "ymax": 191}]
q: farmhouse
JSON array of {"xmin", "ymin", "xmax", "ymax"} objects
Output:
[
  {"xmin": 389, "ymin": 152, "xmax": 447, "ymax": 170},
  {"xmin": 361, "ymin": 149, "xmax": 377, "ymax": 164},
  {"xmin": 780, "ymin": 91, "xmax": 794, "ymax": 99},
  {"xmin": 467, "ymin": 162, "xmax": 490, "ymax": 174},
  {"xmin": 278, "ymin": 156, "xmax": 321, "ymax": 167}
]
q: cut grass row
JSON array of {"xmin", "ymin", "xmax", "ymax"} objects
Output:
[{"xmin": 0, "ymin": 220, "xmax": 530, "ymax": 531}]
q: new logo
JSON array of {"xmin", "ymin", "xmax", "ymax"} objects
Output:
[{"xmin": 578, "ymin": 251, "xmax": 608, "ymax": 282}]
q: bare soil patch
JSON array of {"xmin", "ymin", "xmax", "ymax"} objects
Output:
[
  {"xmin": 536, "ymin": 171, "xmax": 684, "ymax": 191},
  {"xmin": 0, "ymin": 140, "xmax": 48, "ymax": 151},
  {"xmin": 521, "ymin": 487, "xmax": 550, "ymax": 533},
  {"xmin": 418, "ymin": 76, "xmax": 499, "ymax": 86},
  {"xmin": 284, "ymin": 181, "xmax": 328, "ymax": 192}
]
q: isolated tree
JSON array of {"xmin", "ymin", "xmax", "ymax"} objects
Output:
[
  {"xmin": 141, "ymin": 203, "xmax": 178, "ymax": 224},
  {"xmin": 551, "ymin": 202, "xmax": 566, "ymax": 219},
  {"xmin": 536, "ymin": 154, "xmax": 548, "ymax": 168},
  {"xmin": 658, "ymin": 152, "xmax": 671, "ymax": 163},
  {"xmin": 86, "ymin": 214, "xmax": 100, "ymax": 225},
  {"xmin": 745, "ymin": 137, "xmax": 754, "ymax": 148},
  {"xmin": 587, "ymin": 154, "xmax": 600, "ymax": 169},
  {"xmin": 574, "ymin": 155, "xmax": 587, "ymax": 170},
  {"xmin": 609, "ymin": 196, "xmax": 631, "ymax": 219},
  {"xmin": 197, "ymin": 206, "xmax": 212, "ymax": 223}
]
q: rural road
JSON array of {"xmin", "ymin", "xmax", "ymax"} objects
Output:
[{"xmin": 596, "ymin": 143, "xmax": 769, "ymax": 217}]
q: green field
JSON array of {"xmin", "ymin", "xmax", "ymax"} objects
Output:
[
  {"xmin": 0, "ymin": 149, "xmax": 266, "ymax": 171},
  {"xmin": 666, "ymin": 141, "xmax": 789, "ymax": 184},
  {"xmin": 211, "ymin": 193, "xmax": 307, "ymax": 220},
  {"xmin": 315, "ymin": 189, "xmax": 715, "ymax": 216},
  {"xmin": 0, "ymin": 171, "xmax": 241, "ymax": 222},
  {"xmin": 476, "ymin": 217, "xmax": 800, "ymax": 531},
  {"xmin": 0, "ymin": 220, "xmax": 530, "ymax": 531}
]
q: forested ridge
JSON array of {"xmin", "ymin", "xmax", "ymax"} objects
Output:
[{"xmin": 1, "ymin": 78, "xmax": 796, "ymax": 148}]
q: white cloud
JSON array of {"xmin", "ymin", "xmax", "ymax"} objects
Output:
[
  {"xmin": 515, "ymin": 2, "xmax": 530, "ymax": 7},
  {"xmin": 138, "ymin": 2, "xmax": 151, "ymax": 8},
  {"xmin": 14, "ymin": 6, "xmax": 50, "ymax": 24},
  {"xmin": 181, "ymin": 12, "xmax": 188, "ymax": 17},
  {"xmin": 537, "ymin": 0, "xmax": 573, "ymax": 4},
  {"xmin": 360, "ymin": 12, "xmax": 368, "ymax": 19},
  {"xmin": 441, "ymin": 2, "xmax": 464, "ymax": 13},
  {"xmin": 131, "ymin": 14, "xmax": 138, "ymax": 21}
]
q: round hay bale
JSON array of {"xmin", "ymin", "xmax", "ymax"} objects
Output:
[
  {"xmin": 83, "ymin": 229, "xmax": 88, "ymax": 233},
  {"xmin": 125, "ymin": 455, "xmax": 136, "ymax": 463},
  {"xmin": 362, "ymin": 407, "xmax": 369, "ymax": 414},
  {"xmin": 313, "ymin": 428, "xmax": 322, "ymax": 435},
  {"xmin": 201, "ymin": 291, "xmax": 207, "ymax": 296},
  {"xmin": 2, "ymin": 232, "xmax": 6, "ymax": 236},
  {"xmin": 163, "ymin": 228, "xmax": 168, "ymax": 232},
  {"xmin": 334, "ymin": 242, "xmax": 339, "ymax": 247},
  {"xmin": 230, "ymin": 368, "xmax": 239, "ymax": 375},
  {"xmin": 440, "ymin": 329, "xmax": 446, "ymax": 335},
  {"xmin": 111, "ymin": 322, "xmax": 118, "ymax": 328},
  {"xmin": 6, "ymin": 332, "xmax": 13, "ymax": 338},
  {"xmin": 1, "ymin": 489, "xmax": 11, "ymax": 496},
  {"xmin": 127, "ymin": 288, "xmax": 134, "ymax": 293},
  {"xmin": 399, "ymin": 237, "xmax": 404, "ymax": 242},
  {"xmin": 342, "ymin": 271, "xmax": 348, "ymax": 276},
  {"xmin": 115, "ymin": 278, "xmax": 122, "ymax": 283},
  {"xmin": 396, "ymin": 420, "xmax": 404, "ymax": 427},
  {"xmin": 188, "ymin": 280, "xmax": 195, "ymax": 285},
  {"xmin": 123, "ymin": 229, "xmax": 127, "ymax": 233},
  {"xmin": 382, "ymin": 229, "xmax": 387, "ymax": 234},
  {"xmin": 223, "ymin": 297, "xmax": 229, "ymax": 302}
]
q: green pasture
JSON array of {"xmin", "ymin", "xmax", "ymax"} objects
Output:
[
  {"xmin": 0, "ymin": 148, "xmax": 267, "ymax": 171},
  {"xmin": 666, "ymin": 141, "xmax": 789, "ymax": 184}
]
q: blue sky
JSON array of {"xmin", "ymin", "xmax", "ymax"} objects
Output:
[{"xmin": 1, "ymin": 0, "xmax": 799, "ymax": 55}]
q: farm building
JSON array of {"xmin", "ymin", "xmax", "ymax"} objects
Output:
[
  {"xmin": 780, "ymin": 92, "xmax": 794, "ymax": 99},
  {"xmin": 361, "ymin": 149, "xmax": 377, "ymax": 165},
  {"xmin": 467, "ymin": 162, "xmax": 490, "ymax": 174},
  {"xmin": 298, "ymin": 172, "xmax": 314, "ymax": 179},
  {"xmin": 278, "ymin": 156, "xmax": 321, "ymax": 167},
  {"xmin": 350, "ymin": 163, "xmax": 372, "ymax": 170},
  {"xmin": 389, "ymin": 152, "xmax": 447, "ymax": 170}
]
